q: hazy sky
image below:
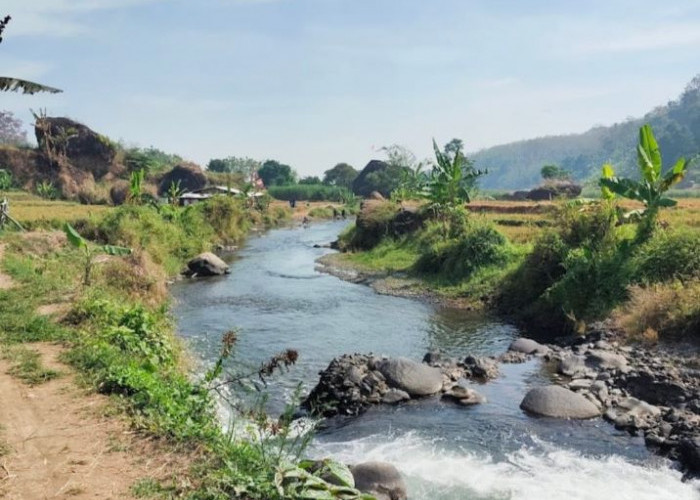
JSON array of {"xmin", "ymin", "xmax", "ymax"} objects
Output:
[{"xmin": 2, "ymin": 0, "xmax": 699, "ymax": 177}]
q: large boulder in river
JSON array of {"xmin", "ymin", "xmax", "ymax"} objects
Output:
[
  {"xmin": 185, "ymin": 252, "xmax": 229, "ymax": 277},
  {"xmin": 377, "ymin": 357, "xmax": 443, "ymax": 396},
  {"xmin": 350, "ymin": 462, "xmax": 407, "ymax": 500},
  {"xmin": 520, "ymin": 385, "xmax": 600, "ymax": 419}
]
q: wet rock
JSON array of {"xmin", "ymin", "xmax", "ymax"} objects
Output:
[
  {"xmin": 377, "ymin": 358, "xmax": 444, "ymax": 397},
  {"xmin": 443, "ymin": 385, "xmax": 486, "ymax": 406},
  {"xmin": 520, "ymin": 385, "xmax": 601, "ymax": 419},
  {"xmin": 558, "ymin": 355, "xmax": 592, "ymax": 378},
  {"xmin": 679, "ymin": 438, "xmax": 700, "ymax": 475},
  {"xmin": 586, "ymin": 351, "xmax": 628, "ymax": 371},
  {"xmin": 422, "ymin": 351, "xmax": 443, "ymax": 364},
  {"xmin": 463, "ymin": 356, "xmax": 499, "ymax": 380},
  {"xmin": 623, "ymin": 372, "xmax": 688, "ymax": 406},
  {"xmin": 498, "ymin": 351, "xmax": 529, "ymax": 364},
  {"xmin": 350, "ymin": 462, "xmax": 407, "ymax": 500},
  {"xmin": 382, "ymin": 389, "xmax": 410, "ymax": 405},
  {"xmin": 185, "ymin": 252, "xmax": 229, "ymax": 276},
  {"xmin": 509, "ymin": 338, "xmax": 549, "ymax": 355}
]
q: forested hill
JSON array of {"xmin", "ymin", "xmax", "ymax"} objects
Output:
[{"xmin": 472, "ymin": 75, "xmax": 700, "ymax": 190}]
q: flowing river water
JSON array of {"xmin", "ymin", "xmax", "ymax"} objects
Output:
[{"xmin": 171, "ymin": 220, "xmax": 699, "ymax": 500}]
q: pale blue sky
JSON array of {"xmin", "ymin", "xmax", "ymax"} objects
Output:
[{"xmin": 2, "ymin": 0, "xmax": 699, "ymax": 176}]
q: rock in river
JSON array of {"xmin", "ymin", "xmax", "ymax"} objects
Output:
[
  {"xmin": 350, "ymin": 462, "xmax": 407, "ymax": 500},
  {"xmin": 509, "ymin": 338, "xmax": 549, "ymax": 355},
  {"xmin": 377, "ymin": 357, "xmax": 444, "ymax": 396},
  {"xmin": 185, "ymin": 252, "xmax": 229, "ymax": 277},
  {"xmin": 520, "ymin": 385, "xmax": 601, "ymax": 419}
]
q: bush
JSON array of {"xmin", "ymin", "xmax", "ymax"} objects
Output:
[
  {"xmin": 633, "ymin": 229, "xmax": 700, "ymax": 283},
  {"xmin": 415, "ymin": 220, "xmax": 511, "ymax": 281}
]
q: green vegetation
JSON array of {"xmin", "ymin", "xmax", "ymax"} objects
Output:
[
  {"xmin": 124, "ymin": 147, "xmax": 182, "ymax": 175},
  {"xmin": 541, "ymin": 165, "xmax": 570, "ymax": 180},
  {"xmin": 268, "ymin": 184, "xmax": 354, "ymax": 203},
  {"xmin": 323, "ymin": 163, "xmax": 358, "ymax": 189},
  {"xmin": 0, "ymin": 192, "xmax": 370, "ymax": 499},
  {"xmin": 0, "ymin": 168, "xmax": 12, "ymax": 190},
  {"xmin": 258, "ymin": 160, "xmax": 297, "ymax": 186},
  {"xmin": 1, "ymin": 345, "xmax": 60, "ymax": 385},
  {"xmin": 35, "ymin": 180, "xmax": 58, "ymax": 200},
  {"xmin": 338, "ymin": 125, "xmax": 699, "ymax": 340}
]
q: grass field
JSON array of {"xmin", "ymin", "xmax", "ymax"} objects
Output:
[{"xmin": 2, "ymin": 191, "xmax": 111, "ymax": 228}]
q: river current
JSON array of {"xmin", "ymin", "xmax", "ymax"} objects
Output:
[{"xmin": 171, "ymin": 220, "xmax": 699, "ymax": 500}]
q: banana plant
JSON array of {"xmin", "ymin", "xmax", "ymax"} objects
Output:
[
  {"xmin": 64, "ymin": 223, "xmax": 131, "ymax": 285},
  {"xmin": 599, "ymin": 125, "xmax": 690, "ymax": 225},
  {"xmin": 128, "ymin": 168, "xmax": 145, "ymax": 204},
  {"xmin": 426, "ymin": 138, "xmax": 486, "ymax": 211}
]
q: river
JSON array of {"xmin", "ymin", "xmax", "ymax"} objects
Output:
[{"xmin": 171, "ymin": 220, "xmax": 699, "ymax": 500}]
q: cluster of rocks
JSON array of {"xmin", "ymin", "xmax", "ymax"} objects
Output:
[
  {"xmin": 544, "ymin": 329, "xmax": 700, "ymax": 475},
  {"xmin": 302, "ymin": 330, "xmax": 700, "ymax": 477},
  {"xmin": 300, "ymin": 353, "xmax": 497, "ymax": 417}
]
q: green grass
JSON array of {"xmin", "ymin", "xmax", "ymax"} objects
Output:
[{"xmin": 1, "ymin": 345, "xmax": 60, "ymax": 385}]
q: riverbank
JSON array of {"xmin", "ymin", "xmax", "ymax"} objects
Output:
[{"xmin": 0, "ymin": 199, "xmax": 377, "ymax": 499}]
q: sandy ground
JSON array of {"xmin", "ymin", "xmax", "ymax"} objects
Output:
[{"xmin": 0, "ymin": 343, "xmax": 187, "ymax": 500}]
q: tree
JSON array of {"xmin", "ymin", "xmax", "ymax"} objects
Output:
[
  {"xmin": 207, "ymin": 156, "xmax": 261, "ymax": 178},
  {"xmin": 0, "ymin": 110, "xmax": 27, "ymax": 145},
  {"xmin": 299, "ymin": 175, "xmax": 321, "ymax": 185},
  {"xmin": 0, "ymin": 16, "xmax": 62, "ymax": 95},
  {"xmin": 257, "ymin": 160, "xmax": 296, "ymax": 186},
  {"xmin": 443, "ymin": 138, "xmax": 464, "ymax": 160},
  {"xmin": 426, "ymin": 139, "xmax": 487, "ymax": 209},
  {"xmin": 541, "ymin": 164, "xmax": 570, "ymax": 180},
  {"xmin": 599, "ymin": 124, "xmax": 691, "ymax": 239},
  {"xmin": 323, "ymin": 163, "xmax": 358, "ymax": 189}
]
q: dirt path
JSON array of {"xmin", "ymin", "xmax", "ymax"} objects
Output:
[
  {"xmin": 0, "ymin": 343, "xmax": 186, "ymax": 500},
  {"xmin": 0, "ymin": 245, "xmax": 14, "ymax": 290}
]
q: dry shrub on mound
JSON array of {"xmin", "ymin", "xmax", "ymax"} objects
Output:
[
  {"xmin": 615, "ymin": 280, "xmax": 700, "ymax": 342},
  {"xmin": 99, "ymin": 252, "xmax": 167, "ymax": 305}
]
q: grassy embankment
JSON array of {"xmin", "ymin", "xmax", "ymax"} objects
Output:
[
  {"xmin": 331, "ymin": 198, "xmax": 700, "ymax": 341},
  {"xmin": 0, "ymin": 194, "xmax": 373, "ymax": 499}
]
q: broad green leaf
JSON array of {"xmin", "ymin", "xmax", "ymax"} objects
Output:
[
  {"xmin": 322, "ymin": 459, "xmax": 355, "ymax": 488},
  {"xmin": 660, "ymin": 157, "xmax": 687, "ymax": 190},
  {"xmin": 0, "ymin": 76, "xmax": 62, "ymax": 94},
  {"xmin": 600, "ymin": 164, "xmax": 616, "ymax": 200},
  {"xmin": 656, "ymin": 197, "xmax": 677, "ymax": 207},
  {"xmin": 638, "ymin": 124, "xmax": 661, "ymax": 182},
  {"xmin": 101, "ymin": 245, "xmax": 132, "ymax": 256},
  {"xmin": 599, "ymin": 177, "xmax": 643, "ymax": 202},
  {"xmin": 63, "ymin": 223, "xmax": 87, "ymax": 249}
]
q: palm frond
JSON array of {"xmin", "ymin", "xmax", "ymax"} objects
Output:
[{"xmin": 0, "ymin": 77, "xmax": 62, "ymax": 95}]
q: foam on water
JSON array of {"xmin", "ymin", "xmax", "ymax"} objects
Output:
[{"xmin": 313, "ymin": 432, "xmax": 700, "ymax": 500}]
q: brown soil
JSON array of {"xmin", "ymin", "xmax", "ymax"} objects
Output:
[
  {"xmin": 0, "ymin": 343, "xmax": 190, "ymax": 500},
  {"xmin": 0, "ymin": 245, "xmax": 14, "ymax": 290}
]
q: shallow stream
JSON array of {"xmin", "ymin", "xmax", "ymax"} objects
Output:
[{"xmin": 171, "ymin": 220, "xmax": 699, "ymax": 500}]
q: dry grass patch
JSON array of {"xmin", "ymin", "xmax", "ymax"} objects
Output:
[{"xmin": 614, "ymin": 280, "xmax": 700, "ymax": 342}]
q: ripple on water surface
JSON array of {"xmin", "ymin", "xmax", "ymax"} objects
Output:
[{"xmin": 171, "ymin": 221, "xmax": 699, "ymax": 500}]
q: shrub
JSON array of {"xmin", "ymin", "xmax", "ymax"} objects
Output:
[
  {"xmin": 415, "ymin": 220, "xmax": 510, "ymax": 281},
  {"xmin": 615, "ymin": 280, "xmax": 700, "ymax": 341},
  {"xmin": 633, "ymin": 229, "xmax": 700, "ymax": 283}
]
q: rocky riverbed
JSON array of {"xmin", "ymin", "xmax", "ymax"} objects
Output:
[{"xmin": 301, "ymin": 324, "xmax": 700, "ymax": 478}]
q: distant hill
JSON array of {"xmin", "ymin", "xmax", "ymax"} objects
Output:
[{"xmin": 471, "ymin": 75, "xmax": 700, "ymax": 190}]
